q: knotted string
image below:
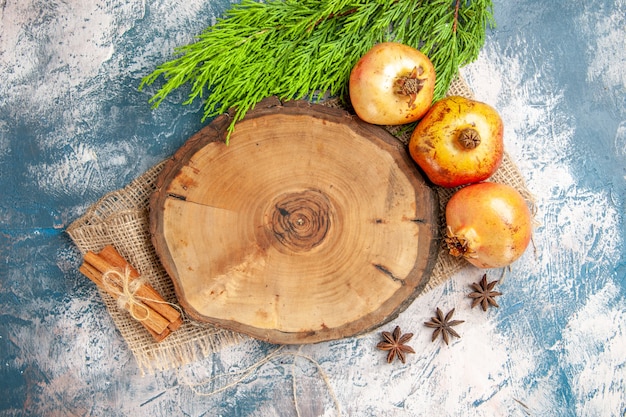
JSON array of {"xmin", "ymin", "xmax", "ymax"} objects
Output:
[{"xmin": 101, "ymin": 266, "xmax": 152, "ymax": 321}]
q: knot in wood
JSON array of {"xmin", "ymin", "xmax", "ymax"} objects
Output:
[{"xmin": 270, "ymin": 189, "xmax": 331, "ymax": 252}]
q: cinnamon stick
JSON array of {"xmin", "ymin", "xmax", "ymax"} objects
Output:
[
  {"xmin": 79, "ymin": 262, "xmax": 171, "ymax": 341},
  {"xmin": 81, "ymin": 252, "xmax": 172, "ymax": 338},
  {"xmin": 98, "ymin": 245, "xmax": 182, "ymax": 331}
]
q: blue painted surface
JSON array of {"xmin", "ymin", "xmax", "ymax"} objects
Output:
[{"xmin": 1, "ymin": 1, "xmax": 625, "ymax": 416}]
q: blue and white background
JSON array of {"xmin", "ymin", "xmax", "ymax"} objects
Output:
[{"xmin": 1, "ymin": 1, "xmax": 624, "ymax": 415}]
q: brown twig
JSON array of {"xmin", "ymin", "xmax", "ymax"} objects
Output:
[
  {"xmin": 453, "ymin": 0, "xmax": 461, "ymax": 33},
  {"xmin": 310, "ymin": 7, "xmax": 358, "ymax": 31}
]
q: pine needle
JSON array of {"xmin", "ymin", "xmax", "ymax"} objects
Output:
[{"xmin": 139, "ymin": 0, "xmax": 495, "ymax": 143}]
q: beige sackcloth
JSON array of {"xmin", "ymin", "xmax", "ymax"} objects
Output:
[{"xmin": 67, "ymin": 76, "xmax": 533, "ymax": 374}]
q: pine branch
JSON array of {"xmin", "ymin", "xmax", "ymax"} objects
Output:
[{"xmin": 140, "ymin": 0, "xmax": 495, "ymax": 143}]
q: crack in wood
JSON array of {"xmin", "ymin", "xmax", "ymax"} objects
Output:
[
  {"xmin": 167, "ymin": 193, "xmax": 187, "ymax": 201},
  {"xmin": 373, "ymin": 263, "xmax": 404, "ymax": 283},
  {"xmin": 166, "ymin": 194, "xmax": 237, "ymax": 213}
]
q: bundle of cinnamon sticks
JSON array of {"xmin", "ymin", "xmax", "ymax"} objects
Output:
[{"xmin": 79, "ymin": 245, "xmax": 182, "ymax": 342}]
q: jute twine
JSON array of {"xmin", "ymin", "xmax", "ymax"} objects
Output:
[
  {"xmin": 66, "ymin": 75, "xmax": 533, "ymax": 374},
  {"xmin": 102, "ymin": 266, "xmax": 152, "ymax": 322}
]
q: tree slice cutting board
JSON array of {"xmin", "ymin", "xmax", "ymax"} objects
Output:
[{"xmin": 150, "ymin": 97, "xmax": 439, "ymax": 344}]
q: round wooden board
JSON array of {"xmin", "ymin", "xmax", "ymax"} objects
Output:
[{"xmin": 150, "ymin": 97, "xmax": 439, "ymax": 344}]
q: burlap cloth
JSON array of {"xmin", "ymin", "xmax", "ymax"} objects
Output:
[{"xmin": 66, "ymin": 75, "xmax": 533, "ymax": 374}]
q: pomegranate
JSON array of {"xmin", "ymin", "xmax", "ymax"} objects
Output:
[
  {"xmin": 408, "ymin": 96, "xmax": 504, "ymax": 188},
  {"xmin": 349, "ymin": 42, "xmax": 435, "ymax": 125},
  {"xmin": 445, "ymin": 182, "xmax": 533, "ymax": 269}
]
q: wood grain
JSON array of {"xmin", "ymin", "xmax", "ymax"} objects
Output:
[{"xmin": 150, "ymin": 98, "xmax": 439, "ymax": 344}]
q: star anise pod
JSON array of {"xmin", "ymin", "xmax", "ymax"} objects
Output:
[
  {"xmin": 376, "ymin": 326, "xmax": 415, "ymax": 364},
  {"xmin": 468, "ymin": 274, "xmax": 502, "ymax": 311},
  {"xmin": 424, "ymin": 308, "xmax": 464, "ymax": 345}
]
